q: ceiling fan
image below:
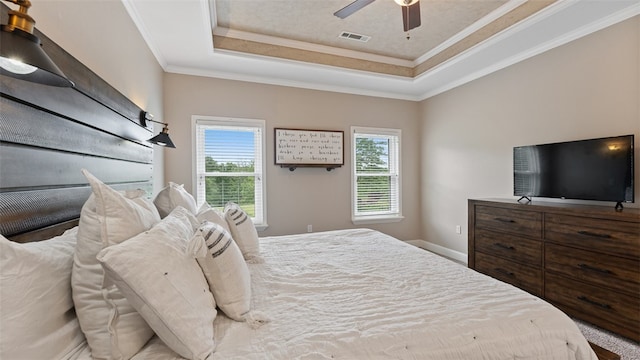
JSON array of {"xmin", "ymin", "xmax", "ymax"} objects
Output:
[{"xmin": 333, "ymin": 0, "xmax": 421, "ymax": 32}]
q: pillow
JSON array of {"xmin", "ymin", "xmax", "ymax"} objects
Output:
[
  {"xmin": 97, "ymin": 207, "xmax": 216, "ymax": 360},
  {"xmin": 0, "ymin": 228, "xmax": 86, "ymax": 360},
  {"xmin": 224, "ymin": 202, "xmax": 261, "ymax": 262},
  {"xmin": 153, "ymin": 182, "xmax": 197, "ymax": 218},
  {"xmin": 196, "ymin": 202, "xmax": 230, "ymax": 233},
  {"xmin": 72, "ymin": 169, "xmax": 160, "ymax": 360},
  {"xmin": 190, "ymin": 221, "xmax": 251, "ymax": 321}
]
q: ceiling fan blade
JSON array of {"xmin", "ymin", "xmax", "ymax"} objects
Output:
[
  {"xmin": 402, "ymin": 1, "xmax": 421, "ymax": 32},
  {"xmin": 334, "ymin": 0, "xmax": 376, "ymax": 19}
]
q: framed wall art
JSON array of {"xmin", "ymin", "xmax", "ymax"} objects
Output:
[{"xmin": 274, "ymin": 128, "xmax": 344, "ymax": 171}]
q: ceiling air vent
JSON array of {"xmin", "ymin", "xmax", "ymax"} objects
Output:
[{"xmin": 339, "ymin": 31, "xmax": 371, "ymax": 43}]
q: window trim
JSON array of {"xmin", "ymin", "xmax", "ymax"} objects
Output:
[
  {"xmin": 350, "ymin": 126, "xmax": 403, "ymax": 225},
  {"xmin": 192, "ymin": 115, "xmax": 268, "ymax": 231}
]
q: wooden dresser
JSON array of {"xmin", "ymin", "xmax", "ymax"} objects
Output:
[{"xmin": 468, "ymin": 198, "xmax": 640, "ymax": 342}]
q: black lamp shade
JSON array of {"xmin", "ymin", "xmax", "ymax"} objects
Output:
[
  {"xmin": 0, "ymin": 26, "xmax": 74, "ymax": 87},
  {"xmin": 148, "ymin": 127, "xmax": 176, "ymax": 148}
]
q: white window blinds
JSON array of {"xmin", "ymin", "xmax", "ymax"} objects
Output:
[
  {"xmin": 351, "ymin": 127, "xmax": 402, "ymax": 222},
  {"xmin": 194, "ymin": 117, "xmax": 266, "ymax": 225}
]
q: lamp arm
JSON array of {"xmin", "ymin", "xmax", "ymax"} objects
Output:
[
  {"xmin": 139, "ymin": 111, "xmax": 175, "ymax": 148},
  {"xmin": 145, "ymin": 118, "xmax": 168, "ymax": 126},
  {"xmin": 139, "ymin": 111, "xmax": 168, "ymax": 127}
]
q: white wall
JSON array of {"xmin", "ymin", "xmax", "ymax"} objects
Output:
[
  {"xmin": 419, "ymin": 15, "xmax": 640, "ymax": 254},
  {"xmin": 162, "ymin": 74, "xmax": 422, "ymax": 240},
  {"xmin": 22, "ymin": 2, "xmax": 638, "ymax": 254},
  {"xmin": 29, "ymin": 0, "xmax": 166, "ymax": 193}
]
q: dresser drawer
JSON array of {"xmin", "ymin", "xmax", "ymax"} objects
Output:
[
  {"xmin": 475, "ymin": 252, "xmax": 542, "ymax": 296},
  {"xmin": 475, "ymin": 206, "xmax": 542, "ymax": 238},
  {"xmin": 469, "ymin": 199, "xmax": 640, "ymax": 342},
  {"xmin": 546, "ymin": 272, "xmax": 640, "ymax": 342},
  {"xmin": 475, "ymin": 228, "xmax": 542, "ymax": 266},
  {"xmin": 545, "ymin": 243, "xmax": 640, "ymax": 295},
  {"xmin": 545, "ymin": 213, "xmax": 640, "ymax": 258}
]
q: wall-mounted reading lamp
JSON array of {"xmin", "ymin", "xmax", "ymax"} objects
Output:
[
  {"xmin": 0, "ymin": 0, "xmax": 74, "ymax": 87},
  {"xmin": 140, "ymin": 111, "xmax": 176, "ymax": 148}
]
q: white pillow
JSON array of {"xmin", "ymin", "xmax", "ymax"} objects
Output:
[
  {"xmin": 153, "ymin": 182, "xmax": 197, "ymax": 218},
  {"xmin": 224, "ymin": 202, "xmax": 261, "ymax": 262},
  {"xmin": 190, "ymin": 221, "xmax": 251, "ymax": 321},
  {"xmin": 196, "ymin": 202, "xmax": 230, "ymax": 233},
  {"xmin": 97, "ymin": 207, "xmax": 217, "ymax": 360},
  {"xmin": 0, "ymin": 229, "xmax": 86, "ymax": 360},
  {"xmin": 72, "ymin": 169, "xmax": 160, "ymax": 360}
]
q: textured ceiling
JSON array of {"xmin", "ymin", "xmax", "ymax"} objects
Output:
[
  {"xmin": 212, "ymin": 0, "xmax": 557, "ymax": 77},
  {"xmin": 122, "ymin": 0, "xmax": 640, "ymax": 100},
  {"xmin": 215, "ymin": 0, "xmax": 508, "ymax": 61}
]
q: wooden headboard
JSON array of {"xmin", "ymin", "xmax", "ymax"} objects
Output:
[{"xmin": 0, "ymin": 4, "xmax": 154, "ymax": 242}]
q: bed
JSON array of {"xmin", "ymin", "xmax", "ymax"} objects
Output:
[
  {"xmin": 0, "ymin": 4, "xmax": 598, "ymax": 359},
  {"xmin": 1, "ymin": 215, "xmax": 598, "ymax": 360},
  {"xmin": 215, "ymin": 228, "xmax": 601, "ymax": 359}
]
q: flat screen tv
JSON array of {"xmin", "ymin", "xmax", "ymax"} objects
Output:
[{"xmin": 513, "ymin": 135, "xmax": 634, "ymax": 208}]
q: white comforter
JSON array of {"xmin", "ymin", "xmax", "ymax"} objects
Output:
[
  {"xmin": 72, "ymin": 228, "xmax": 595, "ymax": 360},
  {"xmin": 208, "ymin": 228, "xmax": 597, "ymax": 360}
]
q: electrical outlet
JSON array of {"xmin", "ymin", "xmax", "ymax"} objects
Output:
[
  {"xmin": 307, "ymin": 224, "xmax": 313, "ymax": 233},
  {"xmin": 455, "ymin": 225, "xmax": 461, "ymax": 234}
]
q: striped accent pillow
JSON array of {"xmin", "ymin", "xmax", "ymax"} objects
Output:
[
  {"xmin": 96, "ymin": 207, "xmax": 216, "ymax": 359},
  {"xmin": 191, "ymin": 221, "xmax": 251, "ymax": 321},
  {"xmin": 196, "ymin": 202, "xmax": 230, "ymax": 233},
  {"xmin": 224, "ymin": 202, "xmax": 261, "ymax": 262}
]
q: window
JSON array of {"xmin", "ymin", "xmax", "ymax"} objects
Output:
[
  {"xmin": 194, "ymin": 116, "xmax": 267, "ymax": 229},
  {"xmin": 351, "ymin": 126, "xmax": 402, "ymax": 224}
]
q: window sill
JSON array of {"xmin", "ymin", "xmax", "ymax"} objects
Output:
[
  {"xmin": 255, "ymin": 223, "xmax": 269, "ymax": 232},
  {"xmin": 352, "ymin": 215, "xmax": 404, "ymax": 225}
]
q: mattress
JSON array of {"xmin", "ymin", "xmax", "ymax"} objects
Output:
[{"xmin": 210, "ymin": 228, "xmax": 597, "ymax": 360}]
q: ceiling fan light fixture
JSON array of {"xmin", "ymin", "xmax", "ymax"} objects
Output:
[{"xmin": 394, "ymin": 0, "xmax": 418, "ymax": 6}]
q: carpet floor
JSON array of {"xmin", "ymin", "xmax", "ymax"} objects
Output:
[{"xmin": 574, "ymin": 319, "xmax": 639, "ymax": 360}]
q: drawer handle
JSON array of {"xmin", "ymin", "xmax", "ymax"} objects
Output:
[
  {"xmin": 494, "ymin": 268, "xmax": 515, "ymax": 277},
  {"xmin": 577, "ymin": 296, "xmax": 612, "ymax": 310},
  {"xmin": 577, "ymin": 230, "xmax": 612, "ymax": 239},
  {"xmin": 577, "ymin": 263, "xmax": 612, "ymax": 275},
  {"xmin": 495, "ymin": 218, "xmax": 515, "ymax": 223},
  {"xmin": 494, "ymin": 243, "xmax": 516, "ymax": 251}
]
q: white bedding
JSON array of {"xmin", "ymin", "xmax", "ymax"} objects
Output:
[
  {"xmin": 5, "ymin": 227, "xmax": 597, "ymax": 360},
  {"xmin": 210, "ymin": 228, "xmax": 597, "ymax": 360}
]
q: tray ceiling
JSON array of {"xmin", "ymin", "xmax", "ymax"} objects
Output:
[{"xmin": 122, "ymin": 0, "xmax": 640, "ymax": 100}]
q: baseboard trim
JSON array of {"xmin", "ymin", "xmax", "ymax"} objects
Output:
[{"xmin": 407, "ymin": 240, "xmax": 468, "ymax": 265}]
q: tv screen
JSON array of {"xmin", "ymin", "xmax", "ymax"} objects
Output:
[{"xmin": 514, "ymin": 135, "xmax": 634, "ymax": 203}]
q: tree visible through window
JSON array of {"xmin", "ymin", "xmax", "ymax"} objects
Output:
[
  {"xmin": 204, "ymin": 148, "xmax": 257, "ymax": 217},
  {"xmin": 352, "ymin": 127, "xmax": 401, "ymax": 221},
  {"xmin": 194, "ymin": 117, "xmax": 266, "ymax": 226}
]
